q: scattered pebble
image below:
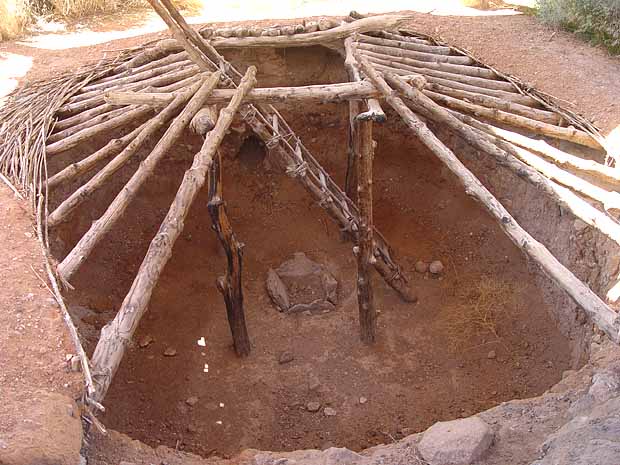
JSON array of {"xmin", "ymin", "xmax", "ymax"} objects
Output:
[
  {"xmin": 323, "ymin": 407, "xmax": 337, "ymax": 417},
  {"xmin": 163, "ymin": 347, "xmax": 177, "ymax": 357},
  {"xmin": 215, "ymin": 420, "xmax": 223, "ymax": 425},
  {"xmin": 139, "ymin": 335, "xmax": 154, "ymax": 348},
  {"xmin": 415, "ymin": 261, "xmax": 429, "ymax": 273},
  {"xmin": 487, "ymin": 350, "xmax": 497, "ymax": 360},
  {"xmin": 429, "ymin": 260, "xmax": 444, "ymax": 275},
  {"xmin": 186, "ymin": 396, "xmax": 199, "ymax": 406},
  {"xmin": 278, "ymin": 351, "xmax": 295, "ymax": 364},
  {"xmin": 197, "ymin": 337, "xmax": 206, "ymax": 347},
  {"xmin": 307, "ymin": 401, "xmax": 321, "ymax": 412},
  {"xmin": 359, "ymin": 396, "xmax": 368, "ymax": 404}
]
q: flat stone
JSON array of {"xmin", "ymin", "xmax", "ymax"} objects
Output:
[
  {"xmin": 138, "ymin": 334, "xmax": 154, "ymax": 348},
  {"xmin": 429, "ymin": 260, "xmax": 444, "ymax": 275},
  {"xmin": 278, "ymin": 351, "xmax": 295, "ymax": 364},
  {"xmin": 186, "ymin": 396, "xmax": 199, "ymax": 406},
  {"xmin": 324, "ymin": 407, "xmax": 337, "ymax": 417},
  {"xmin": 415, "ymin": 261, "xmax": 429, "ymax": 273},
  {"xmin": 163, "ymin": 347, "xmax": 177, "ymax": 357},
  {"xmin": 307, "ymin": 401, "xmax": 321, "ymax": 412},
  {"xmin": 359, "ymin": 396, "xmax": 368, "ymax": 404},
  {"xmin": 418, "ymin": 416, "xmax": 493, "ymax": 465},
  {"xmin": 487, "ymin": 350, "xmax": 497, "ymax": 360}
]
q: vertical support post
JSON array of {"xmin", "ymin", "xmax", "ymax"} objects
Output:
[
  {"xmin": 356, "ymin": 117, "xmax": 377, "ymax": 343},
  {"xmin": 207, "ymin": 151, "xmax": 251, "ymax": 356},
  {"xmin": 345, "ymin": 99, "xmax": 361, "ymax": 204}
]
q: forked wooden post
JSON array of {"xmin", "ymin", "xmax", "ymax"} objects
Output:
[
  {"xmin": 90, "ymin": 67, "xmax": 256, "ymax": 402},
  {"xmin": 356, "ymin": 118, "xmax": 377, "ymax": 343},
  {"xmin": 207, "ymin": 153, "xmax": 251, "ymax": 356}
]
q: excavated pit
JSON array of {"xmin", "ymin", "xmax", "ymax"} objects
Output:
[{"xmin": 46, "ymin": 46, "xmax": 610, "ymax": 458}]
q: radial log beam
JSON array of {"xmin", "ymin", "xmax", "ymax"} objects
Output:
[
  {"xmin": 57, "ymin": 73, "xmax": 221, "ymax": 282},
  {"xmin": 208, "ymin": 14, "xmax": 411, "ymax": 48},
  {"xmin": 356, "ymin": 117, "xmax": 377, "ymax": 343},
  {"xmin": 90, "ymin": 67, "xmax": 254, "ymax": 403},
  {"xmin": 386, "ymin": 74, "xmax": 620, "ymax": 250},
  {"xmin": 357, "ymin": 55, "xmax": 620, "ymax": 344}
]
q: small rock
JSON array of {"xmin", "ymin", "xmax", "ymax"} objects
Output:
[
  {"xmin": 487, "ymin": 350, "xmax": 497, "ymax": 360},
  {"xmin": 324, "ymin": 407, "xmax": 337, "ymax": 416},
  {"xmin": 308, "ymin": 377, "xmax": 321, "ymax": 391},
  {"xmin": 418, "ymin": 416, "xmax": 494, "ymax": 465},
  {"xmin": 69, "ymin": 355, "xmax": 81, "ymax": 372},
  {"xmin": 138, "ymin": 335, "xmax": 154, "ymax": 348},
  {"xmin": 163, "ymin": 347, "xmax": 177, "ymax": 357},
  {"xmin": 120, "ymin": 462, "xmax": 136, "ymax": 465},
  {"xmin": 359, "ymin": 396, "xmax": 368, "ymax": 404},
  {"xmin": 307, "ymin": 401, "xmax": 321, "ymax": 412},
  {"xmin": 573, "ymin": 219, "xmax": 588, "ymax": 232},
  {"xmin": 429, "ymin": 260, "xmax": 444, "ymax": 275},
  {"xmin": 415, "ymin": 261, "xmax": 429, "ymax": 273},
  {"xmin": 186, "ymin": 396, "xmax": 199, "ymax": 406},
  {"xmin": 278, "ymin": 351, "xmax": 294, "ymax": 364}
]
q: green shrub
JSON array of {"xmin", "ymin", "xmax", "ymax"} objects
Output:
[{"xmin": 537, "ymin": 0, "xmax": 620, "ymax": 53}]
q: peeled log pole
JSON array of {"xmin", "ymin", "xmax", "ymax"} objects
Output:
[
  {"xmin": 424, "ymin": 90, "xmax": 602, "ymax": 151},
  {"xmin": 105, "ymin": 81, "xmax": 383, "ymax": 106},
  {"xmin": 386, "ymin": 74, "xmax": 620, "ymax": 246},
  {"xmin": 208, "ymin": 152, "xmax": 251, "ymax": 357},
  {"xmin": 208, "ymin": 14, "xmax": 411, "ymax": 48},
  {"xmin": 90, "ymin": 68, "xmax": 252, "ymax": 402},
  {"xmin": 57, "ymin": 73, "xmax": 221, "ymax": 282},
  {"xmin": 356, "ymin": 118, "xmax": 377, "ymax": 344},
  {"xmin": 47, "ymin": 122, "xmax": 147, "ymax": 190},
  {"xmin": 47, "ymin": 85, "xmax": 201, "ymax": 228},
  {"xmin": 357, "ymin": 56, "xmax": 620, "ymax": 344}
]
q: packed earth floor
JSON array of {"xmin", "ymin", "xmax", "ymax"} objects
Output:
[{"xmin": 1, "ymin": 7, "xmax": 620, "ymax": 465}]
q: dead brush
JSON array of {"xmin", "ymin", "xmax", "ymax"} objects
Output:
[{"xmin": 440, "ymin": 278, "xmax": 514, "ymax": 351}]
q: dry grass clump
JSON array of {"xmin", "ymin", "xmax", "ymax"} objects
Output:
[
  {"xmin": 0, "ymin": 0, "xmax": 33, "ymax": 39},
  {"xmin": 0, "ymin": 0, "xmax": 202, "ymax": 39},
  {"xmin": 441, "ymin": 278, "xmax": 514, "ymax": 350}
]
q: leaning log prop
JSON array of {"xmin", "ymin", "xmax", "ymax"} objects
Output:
[
  {"xmin": 90, "ymin": 67, "xmax": 255, "ymax": 402},
  {"xmin": 143, "ymin": 0, "xmax": 416, "ymax": 302},
  {"xmin": 356, "ymin": 54, "xmax": 620, "ymax": 344}
]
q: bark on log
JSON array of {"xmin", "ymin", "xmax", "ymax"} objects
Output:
[
  {"xmin": 359, "ymin": 56, "xmax": 620, "ymax": 344},
  {"xmin": 424, "ymin": 89, "xmax": 602, "ymax": 150},
  {"xmin": 356, "ymin": 117, "xmax": 377, "ymax": 344},
  {"xmin": 57, "ymin": 73, "xmax": 221, "ymax": 281},
  {"xmin": 208, "ymin": 14, "xmax": 411, "ymax": 48},
  {"xmin": 90, "ymin": 67, "xmax": 253, "ymax": 402},
  {"xmin": 105, "ymin": 81, "xmax": 384, "ymax": 106},
  {"xmin": 46, "ymin": 105, "xmax": 153, "ymax": 156},
  {"xmin": 356, "ymin": 41, "xmax": 474, "ymax": 66},
  {"xmin": 208, "ymin": 151, "xmax": 252, "ymax": 357},
  {"xmin": 47, "ymin": 122, "xmax": 147, "ymax": 190},
  {"xmin": 358, "ymin": 33, "xmax": 452, "ymax": 55}
]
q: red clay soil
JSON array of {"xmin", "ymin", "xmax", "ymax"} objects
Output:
[
  {"xmin": 48, "ymin": 93, "xmax": 572, "ymax": 456},
  {"xmin": 1, "ymin": 7, "xmax": 620, "ymax": 462},
  {"xmin": 0, "ymin": 184, "xmax": 82, "ymax": 462}
]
